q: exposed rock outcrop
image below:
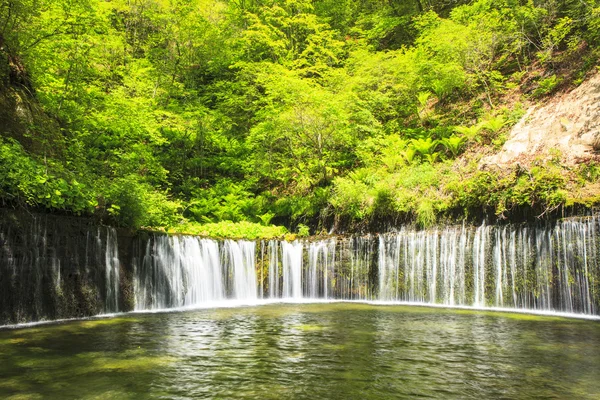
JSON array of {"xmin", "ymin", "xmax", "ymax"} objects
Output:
[
  {"xmin": 483, "ymin": 72, "xmax": 600, "ymax": 167},
  {"xmin": 0, "ymin": 40, "xmax": 62, "ymax": 156}
]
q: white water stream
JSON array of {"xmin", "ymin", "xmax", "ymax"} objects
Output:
[{"xmin": 132, "ymin": 217, "xmax": 599, "ymax": 315}]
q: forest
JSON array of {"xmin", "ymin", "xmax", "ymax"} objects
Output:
[{"xmin": 0, "ymin": 0, "xmax": 599, "ymax": 238}]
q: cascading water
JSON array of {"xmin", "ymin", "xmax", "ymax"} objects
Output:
[
  {"xmin": 3, "ymin": 211, "xmax": 600, "ymax": 324},
  {"xmin": 133, "ymin": 236, "xmax": 258, "ymax": 310},
  {"xmin": 105, "ymin": 228, "xmax": 120, "ymax": 313},
  {"xmin": 223, "ymin": 240, "xmax": 258, "ymax": 300},
  {"xmin": 281, "ymin": 241, "xmax": 303, "ymax": 299},
  {"xmin": 267, "ymin": 240, "xmax": 280, "ymax": 298},
  {"xmin": 263, "ymin": 236, "xmax": 373, "ymax": 300},
  {"xmin": 335, "ymin": 236, "xmax": 375, "ymax": 300},
  {"xmin": 375, "ymin": 218, "xmax": 599, "ymax": 314},
  {"xmin": 0, "ymin": 212, "xmax": 120, "ymax": 325},
  {"xmin": 306, "ymin": 239, "xmax": 335, "ymax": 298},
  {"xmin": 129, "ymin": 216, "xmax": 599, "ymax": 316}
]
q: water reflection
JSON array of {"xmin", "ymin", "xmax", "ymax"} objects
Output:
[{"xmin": 1, "ymin": 304, "xmax": 599, "ymax": 399}]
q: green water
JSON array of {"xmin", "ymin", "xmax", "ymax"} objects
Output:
[{"xmin": 1, "ymin": 304, "xmax": 599, "ymax": 399}]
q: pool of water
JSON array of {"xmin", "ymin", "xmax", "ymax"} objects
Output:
[{"xmin": 1, "ymin": 303, "xmax": 599, "ymax": 399}]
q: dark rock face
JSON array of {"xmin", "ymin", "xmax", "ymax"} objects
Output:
[
  {"xmin": 0, "ymin": 40, "xmax": 63, "ymax": 157},
  {"xmin": 0, "ymin": 210, "xmax": 134, "ymax": 325}
]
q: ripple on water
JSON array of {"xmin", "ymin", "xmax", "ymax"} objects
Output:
[{"xmin": 1, "ymin": 304, "xmax": 599, "ymax": 399}]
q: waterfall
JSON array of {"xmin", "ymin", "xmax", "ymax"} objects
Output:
[
  {"xmin": 281, "ymin": 241, "xmax": 303, "ymax": 299},
  {"xmin": 306, "ymin": 239, "xmax": 335, "ymax": 298},
  {"xmin": 105, "ymin": 228, "xmax": 120, "ymax": 313},
  {"xmin": 133, "ymin": 236, "xmax": 258, "ymax": 310},
  {"xmin": 182, "ymin": 238, "xmax": 223, "ymax": 305},
  {"xmin": 3, "ymin": 211, "xmax": 600, "ymax": 325},
  {"xmin": 128, "ymin": 216, "xmax": 599, "ymax": 315},
  {"xmin": 223, "ymin": 240, "xmax": 257, "ymax": 300},
  {"xmin": 0, "ymin": 212, "xmax": 121, "ymax": 325},
  {"xmin": 473, "ymin": 223, "xmax": 488, "ymax": 307},
  {"xmin": 268, "ymin": 240, "xmax": 280, "ymax": 298},
  {"xmin": 340, "ymin": 235, "xmax": 374, "ymax": 300}
]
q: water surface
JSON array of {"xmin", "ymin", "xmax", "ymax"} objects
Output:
[{"xmin": 1, "ymin": 303, "xmax": 599, "ymax": 399}]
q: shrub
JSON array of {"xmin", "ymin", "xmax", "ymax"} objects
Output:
[
  {"xmin": 103, "ymin": 176, "xmax": 181, "ymax": 228},
  {"xmin": 0, "ymin": 138, "xmax": 95, "ymax": 213}
]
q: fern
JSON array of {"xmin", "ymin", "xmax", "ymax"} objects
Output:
[
  {"xmin": 410, "ymin": 137, "xmax": 439, "ymax": 156},
  {"xmin": 440, "ymin": 135, "xmax": 467, "ymax": 158},
  {"xmin": 480, "ymin": 116, "xmax": 506, "ymax": 133},
  {"xmin": 454, "ymin": 125, "xmax": 482, "ymax": 142}
]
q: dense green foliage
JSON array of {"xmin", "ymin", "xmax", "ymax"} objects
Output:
[{"xmin": 1, "ymin": 0, "xmax": 599, "ymax": 234}]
